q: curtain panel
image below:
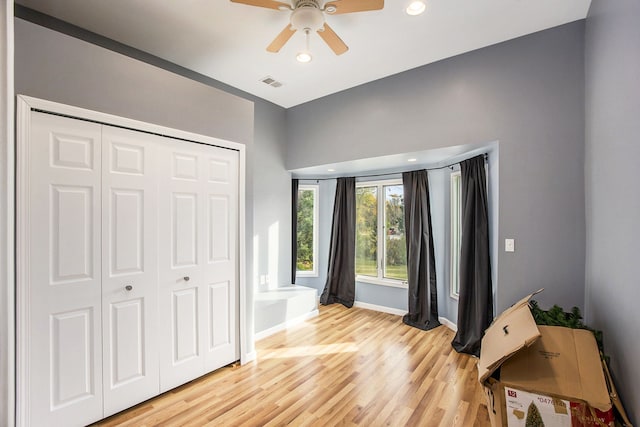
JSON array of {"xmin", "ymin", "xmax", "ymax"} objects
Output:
[
  {"xmin": 402, "ymin": 170, "xmax": 440, "ymax": 331},
  {"xmin": 320, "ymin": 177, "xmax": 356, "ymax": 308},
  {"xmin": 452, "ymin": 155, "xmax": 493, "ymax": 356}
]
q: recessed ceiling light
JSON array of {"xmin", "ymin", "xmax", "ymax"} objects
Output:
[
  {"xmin": 327, "ymin": 168, "xmax": 335, "ymax": 172},
  {"xmin": 408, "ymin": 158, "xmax": 417, "ymax": 162},
  {"xmin": 406, "ymin": 1, "xmax": 426, "ymax": 16}
]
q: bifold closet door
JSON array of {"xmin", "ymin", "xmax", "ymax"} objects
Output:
[
  {"xmin": 101, "ymin": 126, "xmax": 160, "ymax": 416},
  {"xmin": 28, "ymin": 112, "xmax": 103, "ymax": 427},
  {"xmin": 158, "ymin": 138, "xmax": 239, "ymax": 392},
  {"xmin": 201, "ymin": 144, "xmax": 239, "ymax": 371}
]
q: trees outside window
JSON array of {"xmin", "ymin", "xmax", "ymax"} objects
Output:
[
  {"xmin": 297, "ymin": 185, "xmax": 318, "ymax": 276},
  {"xmin": 356, "ymin": 180, "xmax": 407, "ymax": 285}
]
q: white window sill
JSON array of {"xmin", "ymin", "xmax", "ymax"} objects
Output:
[
  {"xmin": 297, "ymin": 271, "xmax": 318, "ymax": 278},
  {"xmin": 450, "ymin": 292, "xmax": 459, "ymax": 301},
  {"xmin": 356, "ymin": 276, "xmax": 408, "ymax": 289}
]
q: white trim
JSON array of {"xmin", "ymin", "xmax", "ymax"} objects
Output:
[
  {"xmin": 356, "ymin": 276, "xmax": 408, "ymax": 289},
  {"xmin": 353, "ymin": 301, "xmax": 407, "ymax": 316},
  {"xmin": 17, "ymin": 95, "xmax": 245, "ymax": 152},
  {"xmin": 16, "ymin": 96, "xmax": 31, "ymax": 427},
  {"xmin": 438, "ymin": 316, "xmax": 458, "ymax": 332},
  {"xmin": 15, "ymin": 96, "xmax": 250, "ymax": 421},
  {"xmin": 1, "ymin": 4, "xmax": 14, "ymax": 426},
  {"xmin": 238, "ymin": 147, "xmax": 250, "ymax": 365},
  {"xmin": 296, "ymin": 184, "xmax": 319, "ymax": 277},
  {"xmin": 254, "ymin": 309, "xmax": 319, "ymax": 341},
  {"xmin": 356, "ymin": 178, "xmax": 403, "ymax": 187}
]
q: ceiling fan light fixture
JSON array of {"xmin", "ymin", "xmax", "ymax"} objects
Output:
[
  {"xmin": 406, "ymin": 0, "xmax": 426, "ymax": 16},
  {"xmin": 290, "ymin": 3, "xmax": 325, "ymax": 32},
  {"xmin": 296, "ymin": 27, "xmax": 313, "ymax": 63},
  {"xmin": 296, "ymin": 51, "xmax": 313, "ymax": 63}
]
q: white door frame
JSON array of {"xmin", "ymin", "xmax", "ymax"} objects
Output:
[
  {"xmin": 15, "ymin": 95, "xmax": 249, "ymax": 425},
  {"xmin": 1, "ymin": 3, "xmax": 15, "ymax": 427}
]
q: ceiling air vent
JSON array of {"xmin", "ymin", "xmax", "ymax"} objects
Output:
[{"xmin": 260, "ymin": 76, "xmax": 283, "ymax": 88}]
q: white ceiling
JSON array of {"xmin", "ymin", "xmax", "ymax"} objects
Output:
[{"xmin": 16, "ymin": 0, "xmax": 591, "ymax": 108}]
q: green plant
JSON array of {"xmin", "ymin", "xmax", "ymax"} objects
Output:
[{"xmin": 529, "ymin": 300, "xmax": 607, "ymax": 364}]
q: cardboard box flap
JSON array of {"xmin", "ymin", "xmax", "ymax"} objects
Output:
[
  {"xmin": 500, "ymin": 326, "xmax": 611, "ymax": 412},
  {"xmin": 478, "ymin": 290, "xmax": 542, "ymax": 383}
]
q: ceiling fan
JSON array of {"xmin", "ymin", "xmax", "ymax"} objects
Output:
[{"xmin": 230, "ymin": 0, "xmax": 384, "ymax": 57}]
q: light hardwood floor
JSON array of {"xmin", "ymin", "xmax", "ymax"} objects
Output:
[{"xmin": 94, "ymin": 305, "xmax": 492, "ymax": 427}]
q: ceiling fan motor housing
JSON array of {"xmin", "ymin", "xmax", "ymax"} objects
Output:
[{"xmin": 291, "ymin": 0, "xmax": 325, "ymax": 32}]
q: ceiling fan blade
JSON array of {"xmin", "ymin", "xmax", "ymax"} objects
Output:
[
  {"xmin": 324, "ymin": 0, "xmax": 384, "ymax": 14},
  {"xmin": 317, "ymin": 23, "xmax": 348, "ymax": 55},
  {"xmin": 230, "ymin": 0, "xmax": 291, "ymax": 11},
  {"xmin": 267, "ymin": 25, "xmax": 297, "ymax": 52}
]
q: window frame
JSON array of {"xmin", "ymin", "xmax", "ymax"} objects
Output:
[
  {"xmin": 296, "ymin": 184, "xmax": 319, "ymax": 277},
  {"xmin": 355, "ymin": 179, "xmax": 408, "ymax": 289},
  {"xmin": 450, "ymin": 171, "xmax": 461, "ymax": 299}
]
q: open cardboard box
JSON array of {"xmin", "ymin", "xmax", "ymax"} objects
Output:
[{"xmin": 477, "ymin": 291, "xmax": 630, "ymax": 427}]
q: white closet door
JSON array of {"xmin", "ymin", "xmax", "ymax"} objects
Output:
[
  {"xmin": 203, "ymin": 147, "xmax": 239, "ymax": 371},
  {"xmin": 28, "ymin": 112, "xmax": 103, "ymax": 427},
  {"xmin": 101, "ymin": 126, "xmax": 160, "ymax": 416},
  {"xmin": 157, "ymin": 138, "xmax": 240, "ymax": 391},
  {"xmin": 158, "ymin": 138, "xmax": 207, "ymax": 391}
]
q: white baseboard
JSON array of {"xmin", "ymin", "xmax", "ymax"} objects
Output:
[
  {"xmin": 254, "ymin": 309, "xmax": 319, "ymax": 341},
  {"xmin": 353, "ymin": 301, "xmax": 407, "ymax": 316},
  {"xmin": 438, "ymin": 316, "xmax": 458, "ymax": 332},
  {"xmin": 242, "ymin": 351, "xmax": 257, "ymax": 364}
]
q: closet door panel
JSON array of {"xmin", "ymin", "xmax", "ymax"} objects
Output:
[
  {"xmin": 28, "ymin": 112, "xmax": 103, "ymax": 427},
  {"xmin": 203, "ymin": 149, "xmax": 239, "ymax": 370},
  {"xmin": 102, "ymin": 126, "xmax": 159, "ymax": 416},
  {"xmin": 158, "ymin": 140, "xmax": 206, "ymax": 392}
]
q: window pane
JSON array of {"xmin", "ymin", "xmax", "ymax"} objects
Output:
[
  {"xmin": 355, "ymin": 186, "xmax": 378, "ymax": 277},
  {"xmin": 296, "ymin": 189, "xmax": 315, "ymax": 271},
  {"xmin": 384, "ymin": 185, "xmax": 407, "ymax": 280}
]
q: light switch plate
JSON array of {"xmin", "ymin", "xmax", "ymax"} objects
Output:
[{"xmin": 505, "ymin": 238, "xmax": 515, "ymax": 252}]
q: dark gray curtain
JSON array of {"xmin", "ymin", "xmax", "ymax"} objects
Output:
[
  {"xmin": 320, "ymin": 177, "xmax": 356, "ymax": 308},
  {"xmin": 402, "ymin": 170, "xmax": 441, "ymax": 331},
  {"xmin": 452, "ymin": 155, "xmax": 493, "ymax": 356},
  {"xmin": 291, "ymin": 179, "xmax": 299, "ymax": 284}
]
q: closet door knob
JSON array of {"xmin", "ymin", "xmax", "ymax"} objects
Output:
[
  {"xmin": 184, "ymin": 276, "xmax": 190, "ymax": 282},
  {"xmin": 125, "ymin": 285, "xmax": 133, "ymax": 291}
]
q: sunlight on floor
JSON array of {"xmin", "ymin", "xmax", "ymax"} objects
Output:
[{"xmin": 259, "ymin": 342, "xmax": 360, "ymax": 359}]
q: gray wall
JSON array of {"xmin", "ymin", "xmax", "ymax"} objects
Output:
[
  {"xmin": 14, "ymin": 20, "xmax": 252, "ymax": 146},
  {"xmin": 585, "ymin": 0, "xmax": 640, "ymax": 421},
  {"xmin": 252, "ymin": 101, "xmax": 290, "ymax": 292},
  {"xmin": 287, "ymin": 22, "xmax": 586, "ymax": 314}
]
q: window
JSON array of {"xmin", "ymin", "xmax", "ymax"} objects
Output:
[
  {"xmin": 355, "ymin": 180, "xmax": 407, "ymax": 286},
  {"xmin": 450, "ymin": 171, "xmax": 461, "ymax": 298},
  {"xmin": 296, "ymin": 185, "xmax": 319, "ymax": 276}
]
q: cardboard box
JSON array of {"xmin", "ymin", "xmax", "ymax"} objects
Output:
[{"xmin": 478, "ymin": 292, "xmax": 614, "ymax": 427}]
